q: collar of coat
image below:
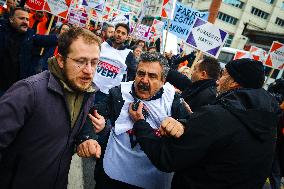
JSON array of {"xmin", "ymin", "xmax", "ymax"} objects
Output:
[
  {"xmin": 106, "ymin": 38, "xmax": 129, "ymax": 50},
  {"xmin": 47, "ymin": 56, "xmax": 96, "ymax": 95},
  {"xmin": 182, "ymin": 79, "xmax": 216, "ymax": 98}
]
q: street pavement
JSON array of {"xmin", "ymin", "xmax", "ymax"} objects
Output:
[{"xmin": 68, "ymin": 154, "xmax": 96, "ymax": 189}]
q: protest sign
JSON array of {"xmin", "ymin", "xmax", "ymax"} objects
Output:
[
  {"xmin": 250, "ymin": 46, "xmax": 267, "ymax": 62},
  {"xmin": 233, "ymin": 51, "xmax": 252, "ymax": 60},
  {"xmin": 112, "ymin": 15, "xmax": 130, "ymax": 26},
  {"xmin": 68, "ymin": 8, "xmax": 88, "ymax": 28},
  {"xmin": 132, "ymin": 24, "xmax": 150, "ymax": 41},
  {"xmin": 26, "ymin": 0, "xmax": 45, "ymax": 10},
  {"xmin": 161, "ymin": 0, "xmax": 175, "ymax": 18},
  {"xmin": 163, "ymin": 2, "xmax": 209, "ymax": 40},
  {"xmin": 87, "ymin": 0, "xmax": 105, "ymax": 11},
  {"xmin": 186, "ymin": 17, "xmax": 228, "ymax": 58},
  {"xmin": 265, "ymin": 41, "xmax": 284, "ymax": 70},
  {"xmin": 44, "ymin": 0, "xmax": 71, "ymax": 18},
  {"xmin": 150, "ymin": 19, "xmax": 164, "ymax": 35},
  {"xmin": 162, "ymin": 30, "xmax": 178, "ymax": 54}
]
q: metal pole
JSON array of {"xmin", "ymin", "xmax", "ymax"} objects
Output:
[{"xmin": 163, "ymin": 18, "xmax": 171, "ymax": 54}]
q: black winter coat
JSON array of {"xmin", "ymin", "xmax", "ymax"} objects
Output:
[
  {"xmin": 0, "ymin": 19, "xmax": 57, "ymax": 90},
  {"xmin": 133, "ymin": 88, "xmax": 279, "ymax": 189},
  {"xmin": 167, "ymin": 70, "xmax": 217, "ymax": 111}
]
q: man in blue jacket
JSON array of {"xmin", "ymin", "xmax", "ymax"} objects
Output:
[
  {"xmin": 0, "ymin": 27, "xmax": 101, "ymax": 189},
  {"xmin": 0, "ymin": 7, "xmax": 57, "ymax": 96}
]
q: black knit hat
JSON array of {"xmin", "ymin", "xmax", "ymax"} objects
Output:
[{"xmin": 225, "ymin": 58, "xmax": 265, "ymax": 89}]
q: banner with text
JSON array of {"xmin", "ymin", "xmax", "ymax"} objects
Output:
[
  {"xmin": 186, "ymin": 17, "xmax": 228, "ymax": 58},
  {"xmin": 265, "ymin": 41, "xmax": 284, "ymax": 70},
  {"xmin": 26, "ymin": 0, "xmax": 45, "ymax": 10},
  {"xmin": 68, "ymin": 8, "xmax": 88, "ymax": 28},
  {"xmin": 132, "ymin": 24, "xmax": 150, "ymax": 41},
  {"xmin": 44, "ymin": 0, "xmax": 71, "ymax": 18},
  {"xmin": 150, "ymin": 19, "xmax": 164, "ymax": 36},
  {"xmin": 87, "ymin": 0, "xmax": 105, "ymax": 11},
  {"xmin": 163, "ymin": 2, "xmax": 209, "ymax": 40}
]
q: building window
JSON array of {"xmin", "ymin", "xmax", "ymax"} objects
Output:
[
  {"xmin": 156, "ymin": 6, "xmax": 159, "ymax": 12},
  {"xmin": 281, "ymin": 1, "xmax": 284, "ymax": 10},
  {"xmin": 217, "ymin": 12, "xmax": 238, "ymax": 25},
  {"xmin": 264, "ymin": 0, "xmax": 274, "ymax": 4},
  {"xmin": 251, "ymin": 7, "xmax": 269, "ymax": 19},
  {"xmin": 223, "ymin": 0, "xmax": 244, "ymax": 9},
  {"xmin": 224, "ymin": 34, "xmax": 234, "ymax": 47},
  {"xmin": 275, "ymin": 17, "xmax": 284, "ymax": 27}
]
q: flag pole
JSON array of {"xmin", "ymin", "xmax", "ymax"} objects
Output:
[
  {"xmin": 40, "ymin": 15, "xmax": 55, "ymax": 56},
  {"xmin": 163, "ymin": 18, "xmax": 171, "ymax": 54}
]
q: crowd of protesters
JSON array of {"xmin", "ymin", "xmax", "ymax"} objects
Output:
[{"xmin": 0, "ymin": 1, "xmax": 283, "ymax": 189}]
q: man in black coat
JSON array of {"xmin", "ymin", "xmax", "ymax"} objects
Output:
[
  {"xmin": 167, "ymin": 56, "xmax": 221, "ymax": 111},
  {"xmin": 129, "ymin": 58, "xmax": 280, "ymax": 189},
  {"xmin": 0, "ymin": 7, "xmax": 57, "ymax": 96}
]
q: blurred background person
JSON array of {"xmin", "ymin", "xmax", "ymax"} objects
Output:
[
  {"xmin": 0, "ymin": 0, "xmax": 16, "ymax": 19},
  {"xmin": 101, "ymin": 22, "xmax": 114, "ymax": 42},
  {"xmin": 124, "ymin": 45, "xmax": 143, "ymax": 81}
]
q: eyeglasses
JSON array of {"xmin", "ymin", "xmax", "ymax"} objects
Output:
[{"xmin": 65, "ymin": 56, "xmax": 98, "ymax": 70}]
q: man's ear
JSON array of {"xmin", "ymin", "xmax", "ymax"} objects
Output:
[
  {"xmin": 56, "ymin": 54, "xmax": 64, "ymax": 69},
  {"xmin": 201, "ymin": 70, "xmax": 208, "ymax": 80},
  {"xmin": 229, "ymin": 80, "xmax": 241, "ymax": 89}
]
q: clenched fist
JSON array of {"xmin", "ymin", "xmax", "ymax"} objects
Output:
[
  {"xmin": 77, "ymin": 139, "xmax": 101, "ymax": 158},
  {"xmin": 159, "ymin": 117, "xmax": 184, "ymax": 138}
]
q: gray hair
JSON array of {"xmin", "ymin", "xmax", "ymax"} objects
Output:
[
  {"xmin": 101, "ymin": 22, "xmax": 114, "ymax": 32},
  {"xmin": 138, "ymin": 52, "xmax": 170, "ymax": 79}
]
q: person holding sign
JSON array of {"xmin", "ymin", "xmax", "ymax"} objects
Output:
[
  {"xmin": 129, "ymin": 58, "xmax": 280, "ymax": 189},
  {"xmin": 0, "ymin": 7, "xmax": 57, "ymax": 97}
]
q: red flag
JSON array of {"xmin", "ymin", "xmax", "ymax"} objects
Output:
[{"xmin": 26, "ymin": 0, "xmax": 45, "ymax": 10}]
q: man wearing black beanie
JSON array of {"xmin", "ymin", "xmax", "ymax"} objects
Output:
[{"xmin": 129, "ymin": 58, "xmax": 280, "ymax": 189}]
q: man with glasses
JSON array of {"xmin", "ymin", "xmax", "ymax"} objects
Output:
[
  {"xmin": 0, "ymin": 7, "xmax": 57, "ymax": 97},
  {"xmin": 0, "ymin": 27, "xmax": 101, "ymax": 189}
]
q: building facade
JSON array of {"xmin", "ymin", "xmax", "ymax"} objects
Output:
[{"xmin": 143, "ymin": 0, "xmax": 284, "ymax": 50}]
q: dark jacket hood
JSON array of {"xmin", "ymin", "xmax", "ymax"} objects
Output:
[{"xmin": 216, "ymin": 88, "xmax": 280, "ymax": 141}]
